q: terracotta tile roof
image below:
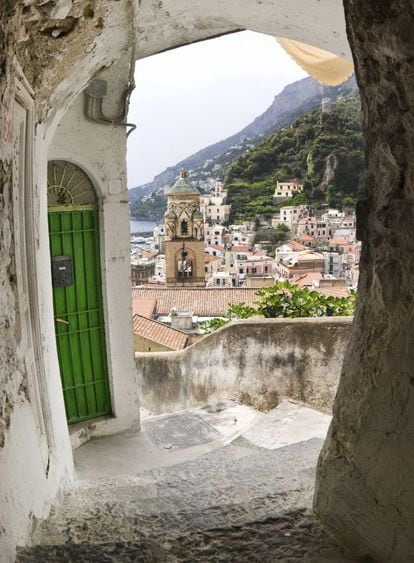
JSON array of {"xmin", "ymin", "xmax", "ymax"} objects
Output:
[
  {"xmin": 209, "ymin": 244, "xmax": 224, "ymax": 250},
  {"xmin": 294, "ymin": 272, "xmax": 323, "ymax": 287},
  {"xmin": 300, "ymin": 234, "xmax": 314, "ymax": 241},
  {"xmin": 316, "ymin": 286, "xmax": 350, "ymax": 298},
  {"xmin": 141, "ymin": 248, "xmax": 159, "ymax": 258},
  {"xmin": 329, "ymin": 238, "xmax": 348, "ymax": 246},
  {"xmin": 132, "ymin": 288, "xmax": 260, "ymax": 317},
  {"xmin": 285, "ymin": 241, "xmax": 306, "ymax": 251},
  {"xmin": 133, "ymin": 314, "xmax": 188, "ymax": 351},
  {"xmin": 296, "ymin": 252, "xmax": 324, "ymax": 261},
  {"xmin": 231, "ymin": 245, "xmax": 252, "ymax": 252},
  {"xmin": 132, "ymin": 297, "xmax": 156, "ymax": 318},
  {"xmin": 204, "ymin": 253, "xmax": 221, "ymax": 263}
]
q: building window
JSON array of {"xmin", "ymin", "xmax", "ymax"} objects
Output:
[
  {"xmin": 264, "ymin": 266, "xmax": 268, "ymax": 273},
  {"xmin": 181, "ymin": 220, "xmax": 188, "ymax": 235},
  {"xmin": 177, "ymin": 250, "xmax": 193, "ymax": 278}
]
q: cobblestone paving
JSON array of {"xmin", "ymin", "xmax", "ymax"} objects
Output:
[{"xmin": 17, "ymin": 437, "xmax": 366, "ymax": 562}]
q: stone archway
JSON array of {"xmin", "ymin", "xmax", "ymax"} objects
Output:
[
  {"xmin": 13, "ymin": 0, "xmax": 351, "ymax": 133},
  {"xmin": 3, "ymin": 0, "xmax": 414, "ymax": 560}
]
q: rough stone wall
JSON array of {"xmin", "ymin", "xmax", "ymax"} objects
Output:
[
  {"xmin": 136, "ymin": 317, "xmax": 352, "ymax": 414},
  {"xmin": 0, "ymin": 4, "xmax": 39, "ymax": 559},
  {"xmin": 315, "ymin": 2, "xmax": 414, "ymax": 560},
  {"xmin": 0, "ymin": 0, "xmax": 21, "ymax": 455},
  {"xmin": 0, "ymin": 3, "xmax": 101, "ymax": 556},
  {"xmin": 17, "ymin": 0, "xmax": 132, "ymax": 122}
]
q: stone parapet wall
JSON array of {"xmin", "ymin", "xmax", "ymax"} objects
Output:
[{"xmin": 135, "ymin": 317, "xmax": 352, "ymax": 414}]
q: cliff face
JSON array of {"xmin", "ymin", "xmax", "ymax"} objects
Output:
[{"xmin": 129, "ymin": 75, "xmax": 357, "ymax": 202}]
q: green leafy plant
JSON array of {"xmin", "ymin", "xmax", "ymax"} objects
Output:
[
  {"xmin": 201, "ymin": 282, "xmax": 356, "ymax": 333},
  {"xmin": 200, "ymin": 302, "xmax": 259, "ymax": 334},
  {"xmin": 199, "ymin": 317, "xmax": 229, "ymax": 334},
  {"xmin": 255, "ymin": 281, "xmax": 356, "ymax": 318}
]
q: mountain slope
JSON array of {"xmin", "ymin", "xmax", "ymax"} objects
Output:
[
  {"xmin": 129, "ymin": 75, "xmax": 357, "ymax": 204},
  {"xmin": 226, "ymin": 94, "xmax": 364, "ymax": 221}
]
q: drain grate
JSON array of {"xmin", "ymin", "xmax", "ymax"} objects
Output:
[{"xmin": 144, "ymin": 413, "xmax": 222, "ymax": 450}]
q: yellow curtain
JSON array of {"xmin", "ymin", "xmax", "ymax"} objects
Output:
[{"xmin": 277, "ymin": 37, "xmax": 354, "ymax": 87}]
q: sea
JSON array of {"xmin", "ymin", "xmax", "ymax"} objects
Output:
[{"xmin": 130, "ymin": 219, "xmax": 158, "ymax": 234}]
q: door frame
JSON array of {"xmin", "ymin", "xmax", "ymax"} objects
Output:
[
  {"xmin": 14, "ymin": 65, "xmax": 54, "ymax": 472},
  {"xmin": 46, "ymin": 83, "xmax": 140, "ymax": 444},
  {"xmin": 47, "ymin": 197, "xmax": 112, "ymax": 424}
]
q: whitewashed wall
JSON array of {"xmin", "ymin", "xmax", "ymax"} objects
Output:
[{"xmin": 48, "ymin": 57, "xmax": 140, "ymax": 435}]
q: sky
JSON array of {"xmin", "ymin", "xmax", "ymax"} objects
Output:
[{"xmin": 127, "ymin": 31, "xmax": 307, "ymax": 189}]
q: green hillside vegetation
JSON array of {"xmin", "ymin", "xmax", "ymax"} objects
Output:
[
  {"xmin": 226, "ymin": 95, "xmax": 364, "ymax": 221},
  {"xmin": 130, "ymin": 194, "xmax": 167, "ymax": 221}
]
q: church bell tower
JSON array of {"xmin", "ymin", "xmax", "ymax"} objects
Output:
[{"xmin": 164, "ymin": 168, "xmax": 205, "ymax": 287}]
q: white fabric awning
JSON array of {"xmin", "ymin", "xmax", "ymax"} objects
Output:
[{"xmin": 277, "ymin": 37, "xmax": 354, "ymax": 87}]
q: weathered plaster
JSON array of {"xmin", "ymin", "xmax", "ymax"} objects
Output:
[
  {"xmin": 7, "ymin": 0, "xmax": 414, "ymax": 560},
  {"xmin": 133, "ymin": 0, "xmax": 350, "ymax": 60},
  {"xmin": 136, "ymin": 317, "xmax": 352, "ymax": 415},
  {"xmin": 48, "ymin": 59, "xmax": 140, "ymax": 435},
  {"xmin": 1, "ymin": 6, "xmax": 73, "ymax": 561}
]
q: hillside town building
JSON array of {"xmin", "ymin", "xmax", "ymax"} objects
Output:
[
  {"xmin": 200, "ymin": 180, "xmax": 231, "ymax": 225},
  {"xmin": 273, "ymin": 179, "xmax": 304, "ymax": 202},
  {"xmin": 276, "ymin": 205, "xmax": 308, "ymax": 228}
]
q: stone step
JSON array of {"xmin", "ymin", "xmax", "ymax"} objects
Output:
[
  {"xmin": 27, "ymin": 438, "xmax": 321, "ymax": 546},
  {"xmin": 15, "ymin": 437, "xmax": 360, "ymax": 561},
  {"xmin": 16, "ymin": 510, "xmax": 356, "ymax": 562}
]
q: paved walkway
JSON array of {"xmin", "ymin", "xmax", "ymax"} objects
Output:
[{"xmin": 17, "ymin": 401, "xmax": 363, "ymax": 562}]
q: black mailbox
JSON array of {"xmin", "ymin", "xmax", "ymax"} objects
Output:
[{"xmin": 51, "ymin": 256, "xmax": 73, "ymax": 287}]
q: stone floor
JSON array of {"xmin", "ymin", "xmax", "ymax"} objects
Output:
[{"xmin": 17, "ymin": 401, "xmax": 366, "ymax": 562}]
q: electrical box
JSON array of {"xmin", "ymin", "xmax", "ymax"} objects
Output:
[
  {"xmin": 85, "ymin": 79, "xmax": 108, "ymax": 99},
  {"xmin": 51, "ymin": 256, "xmax": 73, "ymax": 287}
]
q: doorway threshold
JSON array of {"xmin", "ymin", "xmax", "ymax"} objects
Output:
[{"xmin": 69, "ymin": 415, "xmax": 140, "ymax": 450}]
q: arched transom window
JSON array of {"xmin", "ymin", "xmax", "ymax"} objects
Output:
[{"xmin": 47, "ymin": 160, "xmax": 97, "ymax": 207}]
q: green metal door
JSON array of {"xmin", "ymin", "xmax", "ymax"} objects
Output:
[{"xmin": 48, "ymin": 207, "xmax": 111, "ymax": 423}]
